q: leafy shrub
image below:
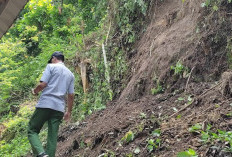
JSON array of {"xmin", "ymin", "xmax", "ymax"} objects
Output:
[
  {"xmin": 0, "ymin": 136, "xmax": 31, "ymax": 157},
  {"xmin": 170, "ymin": 61, "xmax": 188, "ymax": 77},
  {"xmin": 0, "ymin": 104, "xmax": 34, "ymax": 156},
  {"xmin": 112, "ymin": 0, "xmax": 149, "ymax": 46}
]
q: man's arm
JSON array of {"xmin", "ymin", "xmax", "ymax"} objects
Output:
[
  {"xmin": 32, "ymin": 82, "xmax": 47, "ymax": 95},
  {"xmin": 64, "ymin": 93, "xmax": 74, "ymax": 121}
]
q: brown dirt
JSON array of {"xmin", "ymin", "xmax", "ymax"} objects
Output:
[{"xmin": 54, "ymin": 0, "xmax": 232, "ymax": 156}]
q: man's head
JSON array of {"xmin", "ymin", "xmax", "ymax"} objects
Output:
[{"xmin": 48, "ymin": 51, "xmax": 64, "ymax": 63}]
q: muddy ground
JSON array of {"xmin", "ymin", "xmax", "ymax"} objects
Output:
[{"xmin": 55, "ymin": 0, "xmax": 232, "ymax": 156}]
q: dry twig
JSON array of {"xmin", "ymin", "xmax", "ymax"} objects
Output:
[{"xmin": 185, "ymin": 66, "xmax": 195, "ymax": 92}]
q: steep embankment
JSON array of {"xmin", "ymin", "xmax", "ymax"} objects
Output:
[{"xmin": 56, "ymin": 0, "xmax": 232, "ymax": 156}]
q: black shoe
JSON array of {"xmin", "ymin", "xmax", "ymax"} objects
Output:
[{"xmin": 37, "ymin": 152, "xmax": 49, "ymax": 157}]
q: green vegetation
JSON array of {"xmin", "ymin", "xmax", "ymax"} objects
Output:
[
  {"xmin": 171, "ymin": 61, "xmax": 189, "ymax": 77},
  {"xmin": 147, "ymin": 129, "xmax": 162, "ymax": 152},
  {"xmin": 201, "ymin": 127, "xmax": 232, "ymax": 152},
  {"xmin": 201, "ymin": 0, "xmax": 232, "ymax": 11},
  {"xmin": 151, "ymin": 80, "xmax": 163, "ymax": 95},
  {"xmin": 188, "ymin": 123, "xmax": 202, "ymax": 133},
  {"xmin": 134, "ymin": 147, "xmax": 141, "ymax": 154},
  {"xmin": 189, "ymin": 123, "xmax": 232, "ymax": 152},
  {"xmin": 0, "ymin": 0, "xmax": 152, "ymax": 155},
  {"xmin": 121, "ymin": 130, "xmax": 135, "ymax": 144},
  {"xmin": 177, "ymin": 148, "xmax": 198, "ymax": 157},
  {"xmin": 147, "ymin": 138, "xmax": 161, "ymax": 152},
  {"xmin": 152, "ymin": 129, "xmax": 161, "ymax": 137},
  {"xmin": 0, "ymin": 104, "xmax": 33, "ymax": 156},
  {"xmin": 113, "ymin": 0, "xmax": 148, "ymax": 47},
  {"xmin": 176, "ymin": 95, "xmax": 193, "ymax": 104}
]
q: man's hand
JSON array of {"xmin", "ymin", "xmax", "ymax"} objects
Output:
[
  {"xmin": 31, "ymin": 88, "xmax": 38, "ymax": 96},
  {"xmin": 32, "ymin": 82, "xmax": 47, "ymax": 95},
  {"xmin": 64, "ymin": 93, "xmax": 74, "ymax": 122},
  {"xmin": 63, "ymin": 112, "xmax": 71, "ymax": 122}
]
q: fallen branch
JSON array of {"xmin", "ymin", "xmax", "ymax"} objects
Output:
[
  {"xmin": 185, "ymin": 66, "xmax": 195, "ymax": 92},
  {"xmin": 169, "ymin": 100, "xmax": 194, "ymax": 118},
  {"xmin": 198, "ymin": 81, "xmax": 222, "ymax": 98}
]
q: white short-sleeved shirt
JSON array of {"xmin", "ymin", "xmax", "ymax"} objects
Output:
[{"xmin": 36, "ymin": 62, "xmax": 75, "ymax": 112}]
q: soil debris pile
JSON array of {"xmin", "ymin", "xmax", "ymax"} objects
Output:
[{"xmin": 56, "ymin": 0, "xmax": 232, "ymax": 156}]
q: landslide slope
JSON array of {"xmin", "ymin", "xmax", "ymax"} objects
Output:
[{"xmin": 56, "ymin": 0, "xmax": 232, "ymax": 156}]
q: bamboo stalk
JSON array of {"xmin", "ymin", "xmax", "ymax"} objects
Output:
[{"xmin": 102, "ymin": 43, "xmax": 110, "ymax": 84}]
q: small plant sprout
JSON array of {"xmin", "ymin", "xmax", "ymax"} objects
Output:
[
  {"xmin": 126, "ymin": 153, "xmax": 133, "ymax": 157},
  {"xmin": 151, "ymin": 80, "xmax": 163, "ymax": 95},
  {"xmin": 170, "ymin": 61, "xmax": 188, "ymax": 77},
  {"xmin": 139, "ymin": 112, "xmax": 147, "ymax": 119},
  {"xmin": 189, "ymin": 123, "xmax": 202, "ymax": 133},
  {"xmin": 121, "ymin": 130, "xmax": 135, "ymax": 144},
  {"xmin": 152, "ymin": 129, "xmax": 161, "ymax": 137},
  {"xmin": 147, "ymin": 138, "xmax": 161, "ymax": 152},
  {"xmin": 134, "ymin": 147, "xmax": 141, "ymax": 154},
  {"xmin": 176, "ymin": 114, "xmax": 182, "ymax": 119},
  {"xmin": 177, "ymin": 148, "xmax": 198, "ymax": 157},
  {"xmin": 178, "ymin": 97, "xmax": 185, "ymax": 101},
  {"xmin": 177, "ymin": 95, "xmax": 193, "ymax": 103},
  {"xmin": 173, "ymin": 107, "xmax": 178, "ymax": 112}
]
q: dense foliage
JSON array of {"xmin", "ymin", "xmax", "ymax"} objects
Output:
[
  {"xmin": 0, "ymin": 0, "xmax": 152, "ymax": 155},
  {"xmin": 0, "ymin": 0, "xmax": 154, "ymax": 156}
]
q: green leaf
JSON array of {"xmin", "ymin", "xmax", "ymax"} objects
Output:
[
  {"xmin": 139, "ymin": 112, "xmax": 147, "ymax": 119},
  {"xmin": 177, "ymin": 149, "xmax": 197, "ymax": 157},
  {"xmin": 147, "ymin": 145, "xmax": 154, "ymax": 152},
  {"xmin": 177, "ymin": 151, "xmax": 191, "ymax": 157},
  {"xmin": 187, "ymin": 96, "xmax": 193, "ymax": 102},
  {"xmin": 121, "ymin": 130, "xmax": 134, "ymax": 143},
  {"xmin": 177, "ymin": 114, "xmax": 182, "ymax": 119},
  {"xmin": 134, "ymin": 147, "xmax": 140, "ymax": 154},
  {"xmin": 152, "ymin": 129, "xmax": 161, "ymax": 137},
  {"xmin": 173, "ymin": 107, "xmax": 178, "ymax": 112},
  {"xmin": 188, "ymin": 148, "xmax": 196, "ymax": 155},
  {"xmin": 156, "ymin": 138, "xmax": 161, "ymax": 144},
  {"xmin": 201, "ymin": 131, "xmax": 209, "ymax": 142},
  {"xmin": 189, "ymin": 123, "xmax": 201, "ymax": 132},
  {"xmin": 213, "ymin": 5, "xmax": 218, "ymax": 11},
  {"xmin": 201, "ymin": 3, "xmax": 206, "ymax": 7},
  {"xmin": 148, "ymin": 139, "xmax": 154, "ymax": 145},
  {"xmin": 178, "ymin": 97, "xmax": 185, "ymax": 101}
]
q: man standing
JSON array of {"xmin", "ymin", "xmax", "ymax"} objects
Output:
[{"xmin": 28, "ymin": 51, "xmax": 75, "ymax": 157}]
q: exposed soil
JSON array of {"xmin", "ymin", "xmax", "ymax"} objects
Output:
[{"xmin": 55, "ymin": 0, "xmax": 232, "ymax": 156}]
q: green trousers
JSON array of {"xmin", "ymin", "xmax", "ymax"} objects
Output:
[{"xmin": 28, "ymin": 108, "xmax": 64, "ymax": 157}]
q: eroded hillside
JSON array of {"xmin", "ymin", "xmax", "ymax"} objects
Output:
[{"xmin": 55, "ymin": 0, "xmax": 232, "ymax": 156}]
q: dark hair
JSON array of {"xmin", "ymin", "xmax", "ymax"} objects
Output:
[
  {"xmin": 48, "ymin": 51, "xmax": 64, "ymax": 63},
  {"xmin": 54, "ymin": 55, "xmax": 64, "ymax": 62}
]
